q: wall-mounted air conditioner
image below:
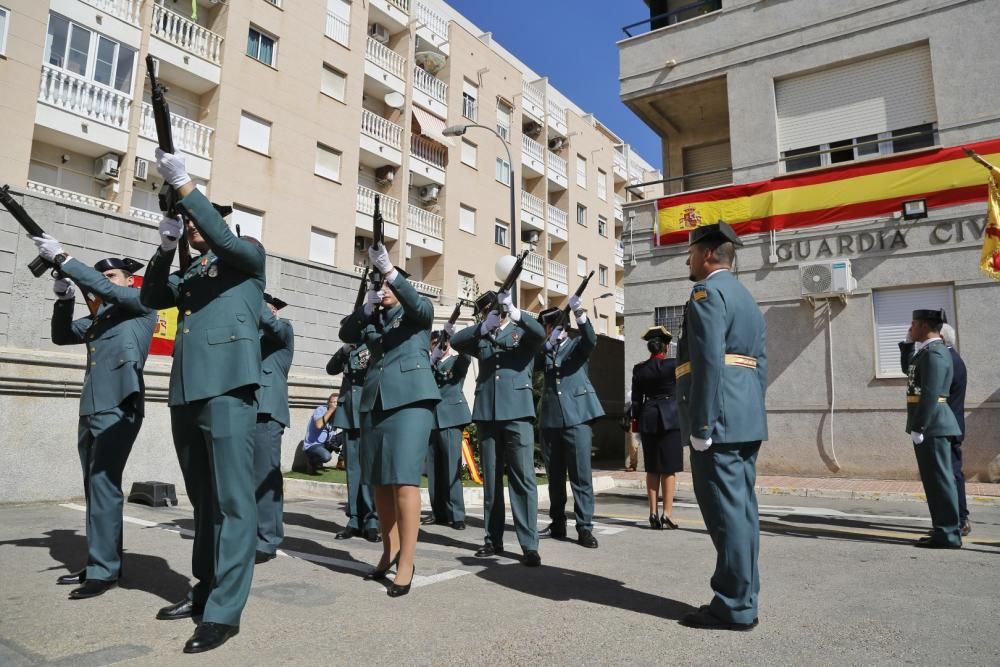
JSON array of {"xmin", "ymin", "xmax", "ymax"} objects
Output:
[
  {"xmin": 134, "ymin": 157, "xmax": 149, "ymax": 181},
  {"xmin": 548, "ymin": 137, "xmax": 566, "ymax": 152},
  {"xmin": 375, "ymin": 165, "xmax": 395, "ymax": 186},
  {"xmin": 523, "ymin": 121, "xmax": 542, "ymax": 139},
  {"xmin": 94, "ymin": 153, "xmax": 120, "ymax": 181},
  {"xmin": 799, "ymin": 259, "xmax": 857, "ymax": 299},
  {"xmin": 418, "ymin": 184, "xmax": 440, "ymax": 203},
  {"xmin": 369, "ymin": 23, "xmax": 390, "ymax": 44}
]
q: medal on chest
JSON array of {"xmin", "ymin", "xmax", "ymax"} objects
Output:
[{"xmin": 357, "ymin": 348, "xmax": 371, "ymax": 368}]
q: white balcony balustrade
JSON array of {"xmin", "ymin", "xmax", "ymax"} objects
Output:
[
  {"xmin": 38, "ymin": 65, "xmax": 132, "ymax": 130},
  {"xmin": 525, "ymin": 251, "xmax": 545, "ymax": 276},
  {"xmin": 140, "ymin": 103, "xmax": 214, "ymax": 158},
  {"xmin": 325, "ymin": 10, "xmax": 350, "ymax": 46},
  {"xmin": 356, "ymin": 185, "xmax": 399, "ymax": 224},
  {"xmin": 82, "ymin": 0, "xmax": 141, "ymax": 26},
  {"xmin": 614, "ymin": 195, "xmax": 625, "ymax": 222},
  {"xmin": 411, "ymin": 280, "xmax": 442, "ymax": 298},
  {"xmin": 613, "ymin": 150, "xmax": 627, "ymax": 178},
  {"xmin": 521, "ymin": 79, "xmax": 544, "ymax": 119},
  {"xmin": 408, "ymin": 205, "xmax": 444, "ymax": 240},
  {"xmin": 629, "ymin": 162, "xmax": 645, "ymax": 184},
  {"xmin": 548, "ymin": 152, "xmax": 567, "ymax": 179},
  {"xmin": 361, "ymin": 109, "xmax": 403, "ymax": 150},
  {"xmin": 521, "ymin": 191, "xmax": 544, "ymax": 218},
  {"xmin": 615, "ymin": 288, "xmax": 625, "ymax": 313},
  {"xmin": 27, "ymin": 180, "xmax": 119, "ymax": 212},
  {"xmin": 152, "ymin": 4, "xmax": 223, "ymax": 65},
  {"xmin": 547, "ymin": 100, "xmax": 567, "ymax": 134},
  {"xmin": 366, "ymin": 37, "xmax": 406, "ymax": 79},
  {"xmin": 615, "ymin": 244, "xmax": 625, "ymax": 266},
  {"xmin": 129, "ymin": 206, "xmax": 161, "ymax": 223},
  {"xmin": 547, "ymin": 258, "xmax": 568, "ymax": 285},
  {"xmin": 388, "ymin": 0, "xmax": 411, "ymax": 13},
  {"xmin": 413, "ymin": 66, "xmax": 448, "ymax": 106},
  {"xmin": 547, "ymin": 204, "xmax": 568, "ymax": 239},
  {"xmin": 522, "ymin": 135, "xmax": 543, "ymax": 163},
  {"xmin": 411, "ymin": 135, "xmax": 446, "ymax": 169},
  {"xmin": 415, "ymin": 2, "xmax": 448, "ymax": 45}
]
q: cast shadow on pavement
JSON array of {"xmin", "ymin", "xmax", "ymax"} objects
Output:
[
  {"xmin": 282, "ymin": 510, "xmax": 347, "ymax": 534},
  {"xmin": 0, "ymin": 529, "xmax": 190, "ymax": 602},
  {"xmin": 455, "ymin": 556, "xmax": 698, "ymax": 620},
  {"xmin": 276, "ymin": 534, "xmax": 370, "ymax": 574},
  {"xmin": 759, "ymin": 518, "xmax": 1000, "ymax": 554}
]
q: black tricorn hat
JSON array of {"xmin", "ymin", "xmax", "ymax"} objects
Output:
[
  {"xmin": 264, "ymin": 293, "xmax": 288, "ymax": 310},
  {"xmin": 642, "ymin": 325, "xmax": 673, "ymax": 343},
  {"xmin": 689, "ymin": 220, "xmax": 744, "ymax": 247},
  {"xmin": 475, "ymin": 290, "xmax": 498, "ymax": 313},
  {"xmin": 538, "ymin": 307, "xmax": 562, "ymax": 326},
  {"xmin": 94, "ymin": 257, "xmax": 144, "ymax": 275},
  {"xmin": 912, "ymin": 308, "xmax": 946, "ymax": 324}
]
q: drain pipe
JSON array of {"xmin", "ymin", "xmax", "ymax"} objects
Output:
[{"xmin": 824, "ymin": 302, "xmax": 842, "ymax": 472}]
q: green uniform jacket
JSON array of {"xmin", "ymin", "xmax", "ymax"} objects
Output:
[
  {"xmin": 51, "ymin": 258, "xmax": 157, "ymax": 416},
  {"xmin": 451, "ymin": 314, "xmax": 545, "ymax": 422},
  {"xmin": 257, "ymin": 303, "xmax": 294, "ymax": 427},
  {"xmin": 433, "ymin": 352, "xmax": 473, "ymax": 429},
  {"xmin": 327, "ymin": 341, "xmax": 372, "ymax": 430},
  {"xmin": 339, "ymin": 272, "xmax": 440, "ymax": 412},
  {"xmin": 905, "ymin": 339, "xmax": 961, "ymax": 437},
  {"xmin": 140, "ymin": 189, "xmax": 266, "ymax": 406},
  {"xmin": 537, "ymin": 318, "xmax": 605, "ymax": 429},
  {"xmin": 677, "ymin": 270, "xmax": 768, "ymax": 444}
]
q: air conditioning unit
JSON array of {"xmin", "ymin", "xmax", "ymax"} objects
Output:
[
  {"xmin": 134, "ymin": 157, "xmax": 149, "ymax": 181},
  {"xmin": 369, "ymin": 23, "xmax": 390, "ymax": 44},
  {"xmin": 418, "ymin": 184, "xmax": 440, "ymax": 203},
  {"xmin": 94, "ymin": 153, "xmax": 120, "ymax": 181},
  {"xmin": 354, "ymin": 237, "xmax": 371, "ymax": 251},
  {"xmin": 523, "ymin": 121, "xmax": 542, "ymax": 139},
  {"xmin": 799, "ymin": 260, "xmax": 857, "ymax": 299},
  {"xmin": 375, "ymin": 165, "xmax": 396, "ymax": 186},
  {"xmin": 548, "ymin": 137, "xmax": 566, "ymax": 152}
]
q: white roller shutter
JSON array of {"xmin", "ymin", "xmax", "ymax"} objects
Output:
[
  {"xmin": 872, "ymin": 284, "xmax": 954, "ymax": 377},
  {"xmin": 683, "ymin": 141, "xmax": 732, "ymax": 190},
  {"xmin": 776, "ymin": 46, "xmax": 936, "ymax": 152}
]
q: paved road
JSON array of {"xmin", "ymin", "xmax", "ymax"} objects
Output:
[{"xmin": 1, "ymin": 486, "xmax": 998, "ymax": 665}]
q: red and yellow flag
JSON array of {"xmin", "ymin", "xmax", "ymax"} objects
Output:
[
  {"xmin": 982, "ymin": 167, "xmax": 1000, "ymax": 281},
  {"xmin": 130, "ymin": 275, "xmax": 177, "ymax": 356},
  {"xmin": 656, "ymin": 138, "xmax": 1000, "ymax": 246}
]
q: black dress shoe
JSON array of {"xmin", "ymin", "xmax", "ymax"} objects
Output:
[
  {"xmin": 387, "ymin": 565, "xmax": 415, "ymax": 598},
  {"xmin": 680, "ymin": 608, "xmax": 758, "ymax": 631},
  {"xmin": 541, "ymin": 522, "xmax": 567, "ymax": 539},
  {"xmin": 335, "ymin": 527, "xmax": 360, "ymax": 540},
  {"xmin": 450, "ymin": 521, "xmax": 466, "ymax": 531},
  {"xmin": 183, "ymin": 623, "xmax": 239, "ymax": 654},
  {"xmin": 649, "ymin": 514, "xmax": 662, "ymax": 530},
  {"xmin": 363, "ymin": 552, "xmax": 400, "ymax": 581},
  {"xmin": 474, "ymin": 544, "xmax": 502, "ymax": 558},
  {"xmin": 577, "ymin": 531, "xmax": 599, "ymax": 549},
  {"xmin": 523, "ymin": 550, "xmax": 542, "ymax": 567},
  {"xmin": 255, "ymin": 551, "xmax": 276, "ymax": 564},
  {"xmin": 363, "ymin": 527, "xmax": 382, "ymax": 543},
  {"xmin": 420, "ymin": 514, "xmax": 439, "ymax": 525},
  {"xmin": 961, "ymin": 520, "xmax": 972, "ymax": 536},
  {"xmin": 68, "ymin": 579, "xmax": 116, "ymax": 600},
  {"xmin": 661, "ymin": 515, "xmax": 679, "ymax": 530},
  {"xmin": 913, "ymin": 538, "xmax": 961, "ymax": 549},
  {"xmin": 57, "ymin": 568, "xmax": 86, "ymax": 585},
  {"xmin": 156, "ymin": 599, "xmax": 203, "ymax": 621}
]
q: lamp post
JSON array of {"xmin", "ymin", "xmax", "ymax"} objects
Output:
[
  {"xmin": 592, "ymin": 291, "xmax": 614, "ymax": 319},
  {"xmin": 443, "ymin": 123, "xmax": 518, "ymax": 305}
]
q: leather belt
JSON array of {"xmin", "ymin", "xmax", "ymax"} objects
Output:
[
  {"xmin": 648, "ymin": 394, "xmax": 672, "ymax": 400},
  {"xmin": 906, "ymin": 395, "xmax": 947, "ymax": 404},
  {"xmin": 675, "ymin": 354, "xmax": 757, "ymax": 379}
]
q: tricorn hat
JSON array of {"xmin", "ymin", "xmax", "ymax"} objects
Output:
[
  {"xmin": 642, "ymin": 325, "xmax": 673, "ymax": 343},
  {"xmin": 263, "ymin": 293, "xmax": 288, "ymax": 310},
  {"xmin": 912, "ymin": 308, "xmax": 947, "ymax": 324},
  {"xmin": 538, "ymin": 307, "xmax": 563, "ymax": 326},
  {"xmin": 94, "ymin": 257, "xmax": 144, "ymax": 275},
  {"xmin": 689, "ymin": 220, "xmax": 743, "ymax": 247}
]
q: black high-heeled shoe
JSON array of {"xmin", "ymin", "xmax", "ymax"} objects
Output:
[
  {"xmin": 661, "ymin": 514, "xmax": 678, "ymax": 530},
  {"xmin": 387, "ymin": 565, "xmax": 415, "ymax": 598},
  {"xmin": 363, "ymin": 552, "xmax": 400, "ymax": 581},
  {"xmin": 649, "ymin": 514, "xmax": 662, "ymax": 530}
]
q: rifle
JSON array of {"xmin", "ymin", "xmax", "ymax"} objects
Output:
[
  {"xmin": 0, "ymin": 184, "xmax": 101, "ymax": 316},
  {"xmin": 439, "ymin": 301, "xmax": 463, "ymax": 347},
  {"xmin": 561, "ymin": 270, "xmax": 594, "ymax": 328},
  {"xmin": 486, "ymin": 249, "xmax": 530, "ymax": 314},
  {"xmin": 354, "ymin": 264, "xmax": 371, "ymax": 312},
  {"xmin": 367, "ymin": 195, "xmax": 385, "ymax": 324}
]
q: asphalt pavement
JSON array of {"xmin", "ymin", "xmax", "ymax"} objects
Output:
[{"xmin": 1, "ymin": 486, "xmax": 998, "ymax": 666}]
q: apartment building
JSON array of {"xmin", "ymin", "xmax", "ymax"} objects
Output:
[
  {"xmin": 617, "ymin": 0, "xmax": 1000, "ymax": 479},
  {"xmin": 0, "ymin": 0, "xmax": 659, "ymax": 336}
]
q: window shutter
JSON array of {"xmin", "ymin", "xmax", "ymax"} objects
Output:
[
  {"xmin": 232, "ymin": 206, "xmax": 264, "ymax": 240},
  {"xmin": 683, "ymin": 141, "xmax": 732, "ymax": 190},
  {"xmin": 872, "ymin": 285, "xmax": 954, "ymax": 377}
]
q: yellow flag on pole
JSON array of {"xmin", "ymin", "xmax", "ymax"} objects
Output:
[{"xmin": 982, "ymin": 167, "xmax": 1000, "ymax": 281}]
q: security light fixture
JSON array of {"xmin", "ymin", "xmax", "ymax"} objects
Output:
[{"xmin": 902, "ymin": 198, "xmax": 927, "ymax": 220}]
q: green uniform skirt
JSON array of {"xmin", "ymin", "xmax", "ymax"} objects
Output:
[{"xmin": 361, "ymin": 400, "xmax": 436, "ymax": 486}]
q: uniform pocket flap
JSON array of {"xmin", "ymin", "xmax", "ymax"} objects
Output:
[
  {"xmin": 573, "ymin": 386, "xmax": 594, "ymax": 396},
  {"xmin": 400, "ymin": 356, "xmax": 426, "ymax": 372},
  {"xmin": 515, "ymin": 382, "xmax": 532, "ymax": 390},
  {"xmin": 207, "ymin": 325, "xmax": 254, "ymax": 345}
]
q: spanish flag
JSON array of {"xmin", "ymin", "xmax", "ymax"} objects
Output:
[
  {"xmin": 130, "ymin": 275, "xmax": 177, "ymax": 356},
  {"xmin": 982, "ymin": 166, "xmax": 1000, "ymax": 281},
  {"xmin": 656, "ymin": 138, "xmax": 1000, "ymax": 246}
]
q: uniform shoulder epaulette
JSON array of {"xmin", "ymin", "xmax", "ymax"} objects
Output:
[{"xmin": 690, "ymin": 282, "xmax": 710, "ymax": 302}]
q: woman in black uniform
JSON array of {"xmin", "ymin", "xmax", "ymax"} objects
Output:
[{"xmin": 630, "ymin": 326, "xmax": 681, "ymax": 529}]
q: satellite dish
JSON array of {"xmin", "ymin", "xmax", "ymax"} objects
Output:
[
  {"xmin": 414, "ymin": 51, "xmax": 446, "ymax": 74},
  {"xmin": 384, "ymin": 92, "xmax": 405, "ymax": 109},
  {"xmin": 495, "ymin": 255, "xmax": 517, "ymax": 280}
]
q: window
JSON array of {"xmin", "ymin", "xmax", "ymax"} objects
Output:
[
  {"xmin": 873, "ymin": 285, "xmax": 955, "ymax": 378},
  {"xmin": 653, "ymin": 305, "xmax": 685, "ymax": 357},
  {"xmin": 458, "ymin": 271, "xmax": 477, "ymax": 300},
  {"xmin": 599, "ymin": 264, "xmax": 608, "ymax": 286},
  {"xmin": 247, "ymin": 26, "xmax": 277, "ymax": 67},
  {"xmin": 326, "ymin": 0, "xmax": 350, "ymax": 46},
  {"xmin": 598, "ymin": 215, "xmax": 608, "ymax": 237},
  {"xmin": 576, "ymin": 154, "xmax": 587, "ymax": 188},
  {"xmin": 597, "ymin": 168, "xmax": 607, "ymax": 200},
  {"xmin": 321, "ymin": 63, "xmax": 346, "ymax": 102},
  {"xmin": 315, "ymin": 143, "xmax": 342, "ymax": 181},
  {"xmin": 598, "ymin": 315, "xmax": 609, "ymax": 336},
  {"xmin": 576, "ymin": 203, "xmax": 587, "ymax": 227},
  {"xmin": 232, "ymin": 205, "xmax": 264, "ymax": 241},
  {"xmin": 461, "ymin": 139, "xmax": 477, "ymax": 168},
  {"xmin": 494, "ymin": 220, "xmax": 509, "ymax": 247},
  {"xmin": 462, "ymin": 79, "xmax": 477, "ymax": 121},
  {"xmin": 239, "ymin": 112, "xmax": 272, "ymax": 154},
  {"xmin": 495, "ymin": 158, "xmax": 511, "ymax": 186},
  {"xmin": 781, "ymin": 124, "xmax": 937, "ymax": 172},
  {"xmin": 309, "ymin": 228, "xmax": 337, "ymax": 266},
  {"xmin": 496, "ymin": 98, "xmax": 512, "ymax": 141},
  {"xmin": 576, "ymin": 254, "xmax": 587, "ymax": 277},
  {"xmin": 44, "ymin": 13, "xmax": 136, "ymax": 92},
  {"xmin": 0, "ymin": 6, "xmax": 8, "ymax": 56},
  {"xmin": 459, "ymin": 204, "xmax": 475, "ymax": 234}
]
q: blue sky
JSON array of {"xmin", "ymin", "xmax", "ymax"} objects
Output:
[{"xmin": 447, "ymin": 0, "xmax": 661, "ymax": 170}]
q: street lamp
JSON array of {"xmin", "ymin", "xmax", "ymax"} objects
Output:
[
  {"xmin": 592, "ymin": 291, "xmax": 614, "ymax": 318},
  {"xmin": 443, "ymin": 123, "xmax": 519, "ymax": 305}
]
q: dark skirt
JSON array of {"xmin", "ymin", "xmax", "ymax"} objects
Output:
[
  {"xmin": 361, "ymin": 400, "xmax": 436, "ymax": 486},
  {"xmin": 640, "ymin": 429, "xmax": 683, "ymax": 475}
]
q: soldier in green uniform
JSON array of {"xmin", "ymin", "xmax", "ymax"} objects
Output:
[
  {"xmin": 31, "ymin": 235, "xmax": 156, "ymax": 600},
  {"xmin": 536, "ymin": 297, "xmax": 604, "ymax": 549},
  {"xmin": 140, "ymin": 149, "xmax": 265, "ymax": 653},
  {"xmin": 676, "ymin": 222, "xmax": 767, "ymax": 632},
  {"xmin": 253, "ymin": 294, "xmax": 294, "ymax": 565},
  {"xmin": 901, "ymin": 308, "xmax": 963, "ymax": 549},
  {"xmin": 339, "ymin": 244, "xmax": 440, "ymax": 597},
  {"xmin": 451, "ymin": 290, "xmax": 545, "ymax": 566},
  {"xmin": 422, "ymin": 328, "xmax": 472, "ymax": 530},
  {"xmin": 326, "ymin": 340, "xmax": 380, "ymax": 542}
]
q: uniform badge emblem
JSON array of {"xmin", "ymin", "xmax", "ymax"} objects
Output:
[
  {"xmin": 357, "ymin": 348, "xmax": 371, "ymax": 368},
  {"xmin": 692, "ymin": 289, "xmax": 708, "ymax": 302},
  {"xmin": 208, "ymin": 265, "xmax": 219, "ymax": 278},
  {"xmin": 511, "ymin": 332, "xmax": 521, "ymax": 344}
]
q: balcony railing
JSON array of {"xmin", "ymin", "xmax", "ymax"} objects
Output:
[
  {"xmin": 411, "ymin": 134, "xmax": 446, "ymax": 169},
  {"xmin": 614, "ymin": 194, "xmax": 625, "ymax": 222},
  {"xmin": 629, "ymin": 163, "xmax": 645, "ymax": 183},
  {"xmin": 622, "ymin": 0, "xmax": 723, "ymax": 37},
  {"xmin": 522, "ymin": 135, "xmax": 543, "ymax": 163},
  {"xmin": 525, "ymin": 251, "xmax": 545, "ymax": 276},
  {"xmin": 361, "ymin": 109, "xmax": 403, "ymax": 150},
  {"xmin": 547, "ymin": 204, "xmax": 567, "ymax": 232},
  {"xmin": 388, "ymin": 0, "xmax": 411, "ymax": 13},
  {"xmin": 547, "ymin": 152, "xmax": 567, "ymax": 179},
  {"xmin": 357, "ymin": 185, "xmax": 399, "ymax": 223},
  {"xmin": 522, "ymin": 80, "xmax": 544, "ymax": 113},
  {"xmin": 325, "ymin": 10, "xmax": 350, "ymax": 47},
  {"xmin": 411, "ymin": 279, "xmax": 442, "ymax": 298},
  {"xmin": 366, "ymin": 37, "xmax": 406, "ymax": 79},
  {"xmin": 38, "ymin": 65, "xmax": 132, "ymax": 130},
  {"xmin": 615, "ymin": 244, "xmax": 625, "ymax": 266},
  {"xmin": 152, "ymin": 3, "xmax": 223, "ymax": 65},
  {"xmin": 408, "ymin": 204, "xmax": 444, "ymax": 239},
  {"xmin": 82, "ymin": 0, "xmax": 140, "ymax": 26},
  {"xmin": 27, "ymin": 180, "xmax": 119, "ymax": 212},
  {"xmin": 413, "ymin": 66, "xmax": 448, "ymax": 106},
  {"xmin": 615, "ymin": 288, "xmax": 625, "ymax": 311},
  {"xmin": 415, "ymin": 2, "xmax": 448, "ymax": 43},
  {"xmin": 547, "ymin": 100, "xmax": 567, "ymax": 126},
  {"xmin": 547, "ymin": 259, "xmax": 568, "ymax": 284},
  {"xmin": 613, "ymin": 150, "xmax": 627, "ymax": 176},
  {"xmin": 521, "ymin": 191, "xmax": 544, "ymax": 218},
  {"xmin": 129, "ymin": 206, "xmax": 161, "ymax": 223},
  {"xmin": 140, "ymin": 103, "xmax": 214, "ymax": 158}
]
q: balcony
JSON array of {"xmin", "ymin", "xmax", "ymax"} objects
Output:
[
  {"xmin": 613, "ymin": 149, "xmax": 628, "ymax": 182},
  {"xmin": 355, "ymin": 185, "xmax": 400, "ymax": 240},
  {"xmin": 615, "ymin": 243, "xmax": 625, "ymax": 268},
  {"xmin": 360, "ymin": 109, "xmax": 403, "ymax": 167},
  {"xmin": 521, "ymin": 135, "xmax": 544, "ymax": 177},
  {"xmin": 35, "ymin": 65, "xmax": 131, "ymax": 153},
  {"xmin": 547, "ymin": 259, "xmax": 569, "ymax": 294},
  {"xmin": 411, "ymin": 279, "xmax": 442, "ymax": 299},
  {"xmin": 407, "ymin": 204, "xmax": 444, "ymax": 255},
  {"xmin": 521, "ymin": 79, "xmax": 545, "ymax": 122},
  {"xmin": 364, "ymin": 37, "xmax": 406, "ymax": 96},
  {"xmin": 26, "ymin": 180, "xmax": 119, "ymax": 213},
  {"xmin": 80, "ymin": 0, "xmax": 141, "ymax": 27},
  {"xmin": 547, "ymin": 204, "xmax": 568, "ymax": 241},
  {"xmin": 615, "ymin": 288, "xmax": 625, "ymax": 315},
  {"xmin": 547, "ymin": 152, "xmax": 568, "ymax": 190},
  {"xmin": 547, "ymin": 100, "xmax": 568, "ymax": 137},
  {"xmin": 621, "ymin": 0, "xmax": 723, "ymax": 38},
  {"xmin": 138, "ymin": 102, "xmax": 214, "ymax": 180},
  {"xmin": 410, "ymin": 134, "xmax": 446, "ymax": 185},
  {"xmin": 521, "ymin": 251, "xmax": 545, "ymax": 288},
  {"xmin": 325, "ymin": 9, "xmax": 350, "ymax": 47},
  {"xmin": 415, "ymin": 2, "xmax": 449, "ymax": 54},
  {"xmin": 413, "ymin": 66, "xmax": 448, "ymax": 116},
  {"xmin": 629, "ymin": 162, "xmax": 645, "ymax": 184},
  {"xmin": 129, "ymin": 206, "xmax": 161, "ymax": 224},
  {"xmin": 150, "ymin": 3, "xmax": 222, "ymax": 92},
  {"xmin": 520, "ymin": 191, "xmax": 544, "ymax": 232}
]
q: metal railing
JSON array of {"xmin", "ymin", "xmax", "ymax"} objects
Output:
[
  {"xmin": 365, "ymin": 37, "xmax": 406, "ymax": 79},
  {"xmin": 356, "ymin": 185, "xmax": 399, "ymax": 223},
  {"xmin": 408, "ymin": 204, "xmax": 444, "ymax": 239},
  {"xmin": 410, "ymin": 134, "xmax": 447, "ymax": 168},
  {"xmin": 415, "ymin": 1, "xmax": 448, "ymax": 43},
  {"xmin": 615, "ymin": 288, "xmax": 625, "ymax": 311},
  {"xmin": 140, "ymin": 103, "xmax": 214, "ymax": 158},
  {"xmin": 413, "ymin": 66, "xmax": 448, "ymax": 105},
  {"xmin": 27, "ymin": 180, "xmax": 120, "ymax": 212},
  {"xmin": 38, "ymin": 65, "xmax": 132, "ymax": 130},
  {"xmin": 621, "ymin": 0, "xmax": 722, "ymax": 37},
  {"xmin": 361, "ymin": 109, "xmax": 403, "ymax": 150},
  {"xmin": 521, "ymin": 191, "xmax": 544, "ymax": 218},
  {"xmin": 547, "ymin": 204, "xmax": 568, "ymax": 232},
  {"xmin": 548, "ymin": 152, "xmax": 567, "ymax": 179},
  {"xmin": 325, "ymin": 10, "xmax": 350, "ymax": 46},
  {"xmin": 81, "ymin": 0, "xmax": 140, "ymax": 26},
  {"xmin": 152, "ymin": 3, "xmax": 223, "ymax": 65},
  {"xmin": 522, "ymin": 135, "xmax": 543, "ymax": 163}
]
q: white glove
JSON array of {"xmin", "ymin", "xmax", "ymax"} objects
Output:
[
  {"xmin": 443, "ymin": 321, "xmax": 456, "ymax": 336},
  {"xmin": 363, "ymin": 289, "xmax": 382, "ymax": 317},
  {"xmin": 158, "ymin": 215, "xmax": 183, "ymax": 251},
  {"xmin": 368, "ymin": 243, "xmax": 395, "ymax": 278},
  {"xmin": 431, "ymin": 345, "xmax": 444, "ymax": 362},
  {"xmin": 903, "ymin": 334, "xmax": 913, "ymax": 344},
  {"xmin": 53, "ymin": 277, "xmax": 75, "ymax": 300},
  {"xmin": 498, "ymin": 290, "xmax": 520, "ymax": 322},
  {"xmin": 911, "ymin": 431, "xmax": 924, "ymax": 445},
  {"xmin": 31, "ymin": 233, "xmax": 65, "ymax": 262},
  {"xmin": 480, "ymin": 310, "xmax": 502, "ymax": 334},
  {"xmin": 569, "ymin": 294, "xmax": 584, "ymax": 315},
  {"xmin": 544, "ymin": 326, "xmax": 564, "ymax": 351},
  {"xmin": 154, "ymin": 148, "xmax": 191, "ymax": 189},
  {"xmin": 690, "ymin": 436, "xmax": 713, "ymax": 451}
]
